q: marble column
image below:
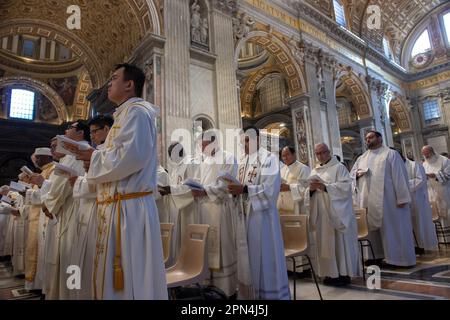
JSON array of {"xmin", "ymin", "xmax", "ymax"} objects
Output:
[
  {"xmin": 367, "ymin": 76, "xmax": 393, "ymax": 146},
  {"xmin": 163, "ymin": 0, "xmax": 194, "ymax": 158},
  {"xmin": 211, "ymin": 4, "xmax": 241, "ymax": 130}
]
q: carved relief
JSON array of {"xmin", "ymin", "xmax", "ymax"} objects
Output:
[{"xmin": 294, "ymin": 108, "xmax": 310, "ymax": 166}]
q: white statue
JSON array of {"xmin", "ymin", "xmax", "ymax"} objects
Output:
[
  {"xmin": 191, "ymin": 0, "xmax": 201, "ymax": 43},
  {"xmin": 200, "ymin": 18, "xmax": 209, "ymax": 45}
]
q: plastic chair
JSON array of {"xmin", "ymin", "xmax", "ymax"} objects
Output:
[
  {"xmin": 431, "ymin": 201, "xmax": 448, "ymax": 247},
  {"xmin": 166, "ymin": 224, "xmax": 209, "ymax": 298},
  {"xmin": 280, "ymin": 215, "xmax": 323, "ymax": 300},
  {"xmin": 354, "ymin": 208, "xmax": 375, "ymax": 281},
  {"xmin": 160, "ymin": 223, "xmax": 174, "ymax": 265}
]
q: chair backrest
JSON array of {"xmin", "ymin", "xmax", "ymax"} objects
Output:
[
  {"xmin": 354, "ymin": 208, "xmax": 369, "ymax": 239},
  {"xmin": 430, "ymin": 201, "xmax": 440, "ymax": 221},
  {"xmin": 279, "ymin": 215, "xmax": 308, "ymax": 253},
  {"xmin": 160, "ymin": 223, "xmax": 174, "ymax": 264},
  {"xmin": 176, "ymin": 224, "xmax": 209, "ymax": 275}
]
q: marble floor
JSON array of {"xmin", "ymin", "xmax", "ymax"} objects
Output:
[{"xmin": 0, "ymin": 247, "xmax": 449, "ymax": 300}]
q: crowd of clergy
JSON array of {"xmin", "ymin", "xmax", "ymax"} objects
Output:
[{"xmin": 0, "ymin": 63, "xmax": 448, "ymax": 300}]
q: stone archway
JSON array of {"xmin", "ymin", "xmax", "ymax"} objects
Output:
[
  {"xmin": 235, "ymin": 30, "xmax": 307, "ymax": 98},
  {"xmin": 389, "ymin": 96, "xmax": 412, "ymax": 133},
  {"xmin": 0, "ymin": 76, "xmax": 69, "ymax": 123},
  {"xmin": 335, "ymin": 69, "xmax": 373, "ymax": 120}
]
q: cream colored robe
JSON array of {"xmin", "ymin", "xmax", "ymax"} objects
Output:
[
  {"xmin": 306, "ymin": 157, "xmax": 360, "ymax": 278},
  {"xmin": 87, "ymin": 97, "xmax": 167, "ymax": 300}
]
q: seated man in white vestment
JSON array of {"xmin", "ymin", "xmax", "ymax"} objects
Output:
[
  {"xmin": 307, "ymin": 143, "xmax": 360, "ymax": 286},
  {"xmin": 351, "ymin": 131, "xmax": 416, "ymax": 267},
  {"xmin": 422, "ymin": 145, "xmax": 450, "ymax": 243},
  {"xmin": 227, "ymin": 126, "xmax": 290, "ymax": 300},
  {"xmin": 72, "ymin": 63, "xmax": 167, "ymax": 300}
]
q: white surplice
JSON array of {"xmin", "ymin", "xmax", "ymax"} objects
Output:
[
  {"xmin": 86, "ymin": 97, "xmax": 167, "ymax": 300},
  {"xmin": 10, "ymin": 191, "xmax": 26, "ymax": 276},
  {"xmin": 69, "ymin": 173, "xmax": 97, "ymax": 300},
  {"xmin": 277, "ymin": 160, "xmax": 311, "ymax": 215},
  {"xmin": 195, "ymin": 149, "xmax": 237, "ymax": 296},
  {"xmin": 43, "ymin": 154, "xmax": 84, "ymax": 300},
  {"xmin": 236, "ymin": 147, "xmax": 290, "ymax": 300},
  {"xmin": 306, "ymin": 157, "xmax": 360, "ymax": 278},
  {"xmin": 155, "ymin": 165, "xmax": 170, "ymax": 223},
  {"xmin": 423, "ymin": 154, "xmax": 450, "ymax": 242},
  {"xmin": 167, "ymin": 155, "xmax": 199, "ymax": 266},
  {"xmin": 351, "ymin": 146, "xmax": 416, "ymax": 266},
  {"xmin": 405, "ymin": 159, "xmax": 438, "ymax": 250}
]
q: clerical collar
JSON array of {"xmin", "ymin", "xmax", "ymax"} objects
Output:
[
  {"xmin": 288, "ymin": 161, "xmax": 298, "ymax": 169},
  {"xmin": 320, "ymin": 158, "xmax": 332, "ymax": 166}
]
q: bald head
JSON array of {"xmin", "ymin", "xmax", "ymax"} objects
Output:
[
  {"xmin": 314, "ymin": 143, "xmax": 331, "ymax": 164},
  {"xmin": 422, "ymin": 145, "xmax": 435, "ymax": 159}
]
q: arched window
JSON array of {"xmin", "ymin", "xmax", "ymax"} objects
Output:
[
  {"xmin": 442, "ymin": 11, "xmax": 450, "ymax": 45},
  {"xmin": 411, "ymin": 29, "xmax": 431, "ymax": 57},
  {"xmin": 333, "ymin": 0, "xmax": 347, "ymax": 27},
  {"xmin": 9, "ymin": 88, "xmax": 35, "ymax": 120}
]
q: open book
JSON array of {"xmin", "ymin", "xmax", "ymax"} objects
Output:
[
  {"xmin": 9, "ymin": 181, "xmax": 28, "ymax": 192},
  {"xmin": 54, "ymin": 163, "xmax": 80, "ymax": 178},
  {"xmin": 308, "ymin": 174, "xmax": 325, "ymax": 183},
  {"xmin": 20, "ymin": 166, "xmax": 34, "ymax": 176},
  {"xmin": 183, "ymin": 178, "xmax": 204, "ymax": 190},
  {"xmin": 56, "ymin": 135, "xmax": 91, "ymax": 156},
  {"xmin": 217, "ymin": 171, "xmax": 240, "ymax": 185}
]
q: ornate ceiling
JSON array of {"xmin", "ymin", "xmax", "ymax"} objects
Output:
[
  {"xmin": 303, "ymin": 0, "xmax": 447, "ymax": 60},
  {"xmin": 0, "ymin": 0, "xmax": 160, "ymax": 87}
]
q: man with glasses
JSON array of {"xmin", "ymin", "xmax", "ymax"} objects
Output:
[
  {"xmin": 68, "ymin": 115, "xmax": 113, "ymax": 299},
  {"xmin": 307, "ymin": 143, "xmax": 360, "ymax": 286}
]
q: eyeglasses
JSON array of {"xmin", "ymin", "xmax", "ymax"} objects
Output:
[
  {"xmin": 90, "ymin": 127, "xmax": 104, "ymax": 135},
  {"xmin": 67, "ymin": 124, "xmax": 78, "ymax": 130}
]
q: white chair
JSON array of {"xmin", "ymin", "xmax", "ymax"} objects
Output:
[{"xmin": 355, "ymin": 208, "xmax": 375, "ymax": 281}]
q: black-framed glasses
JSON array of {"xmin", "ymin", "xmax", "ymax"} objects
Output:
[
  {"xmin": 90, "ymin": 127, "xmax": 104, "ymax": 135},
  {"xmin": 67, "ymin": 124, "xmax": 78, "ymax": 130}
]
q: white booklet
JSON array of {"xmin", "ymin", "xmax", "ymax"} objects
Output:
[
  {"xmin": 56, "ymin": 135, "xmax": 91, "ymax": 156},
  {"xmin": 20, "ymin": 166, "xmax": 34, "ymax": 176},
  {"xmin": 217, "ymin": 171, "xmax": 240, "ymax": 185},
  {"xmin": 183, "ymin": 178, "xmax": 204, "ymax": 190},
  {"xmin": 308, "ymin": 174, "xmax": 326, "ymax": 183},
  {"xmin": 18, "ymin": 181, "xmax": 32, "ymax": 189},
  {"xmin": 1, "ymin": 195, "xmax": 13, "ymax": 205},
  {"xmin": 54, "ymin": 163, "xmax": 80, "ymax": 178},
  {"xmin": 9, "ymin": 181, "xmax": 26, "ymax": 192}
]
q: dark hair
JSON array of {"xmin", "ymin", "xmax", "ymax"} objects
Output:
[
  {"xmin": 366, "ymin": 130, "xmax": 382, "ymax": 138},
  {"xmin": 242, "ymin": 126, "xmax": 260, "ymax": 138},
  {"xmin": 114, "ymin": 63, "xmax": 146, "ymax": 97},
  {"xmin": 335, "ymin": 155, "xmax": 341, "ymax": 162},
  {"xmin": 74, "ymin": 120, "xmax": 91, "ymax": 142},
  {"xmin": 441, "ymin": 152, "xmax": 449, "ymax": 157},
  {"xmin": 88, "ymin": 114, "xmax": 114, "ymax": 129},
  {"xmin": 283, "ymin": 146, "xmax": 296, "ymax": 155},
  {"xmin": 168, "ymin": 142, "xmax": 184, "ymax": 158}
]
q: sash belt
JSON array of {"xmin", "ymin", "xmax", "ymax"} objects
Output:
[{"xmin": 96, "ymin": 191, "xmax": 153, "ymax": 291}]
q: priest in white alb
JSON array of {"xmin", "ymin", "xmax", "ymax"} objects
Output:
[
  {"xmin": 404, "ymin": 155, "xmax": 438, "ymax": 251},
  {"xmin": 277, "ymin": 146, "xmax": 311, "ymax": 215},
  {"xmin": 350, "ymin": 131, "xmax": 415, "ymax": 267},
  {"xmin": 73, "ymin": 64, "xmax": 167, "ymax": 300},
  {"xmin": 422, "ymin": 145, "xmax": 450, "ymax": 243},
  {"xmin": 191, "ymin": 129, "xmax": 238, "ymax": 298},
  {"xmin": 227, "ymin": 127, "xmax": 290, "ymax": 300},
  {"xmin": 159, "ymin": 142, "xmax": 199, "ymax": 266},
  {"xmin": 306, "ymin": 143, "xmax": 360, "ymax": 286},
  {"xmin": 24, "ymin": 147, "xmax": 54, "ymax": 291}
]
